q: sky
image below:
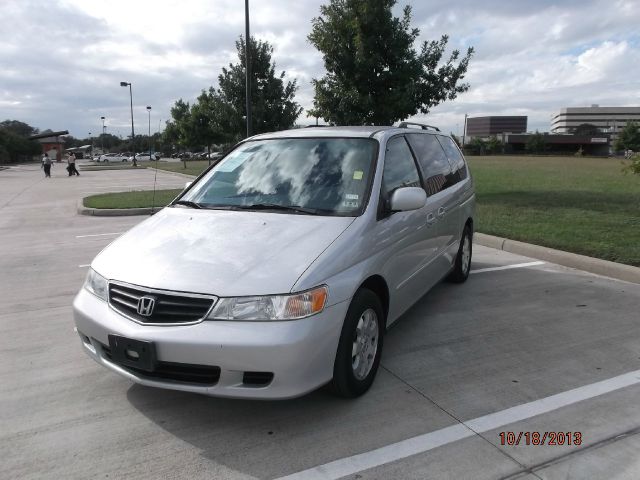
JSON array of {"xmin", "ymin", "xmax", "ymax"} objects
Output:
[{"xmin": 1, "ymin": 0, "xmax": 639, "ymax": 139}]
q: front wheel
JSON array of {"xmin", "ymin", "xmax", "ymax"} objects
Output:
[
  {"xmin": 448, "ymin": 225, "xmax": 472, "ymax": 283},
  {"xmin": 332, "ymin": 288, "xmax": 384, "ymax": 398}
]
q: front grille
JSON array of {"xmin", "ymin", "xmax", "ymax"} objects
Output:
[
  {"xmin": 108, "ymin": 281, "xmax": 216, "ymax": 325},
  {"xmin": 101, "ymin": 343, "xmax": 220, "ymax": 385}
]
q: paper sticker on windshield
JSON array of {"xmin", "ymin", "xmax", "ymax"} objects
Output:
[
  {"xmin": 345, "ymin": 194, "xmax": 359, "ymax": 200},
  {"xmin": 353, "ymin": 170, "xmax": 364, "ymax": 180},
  {"xmin": 216, "ymin": 152, "xmax": 248, "ymax": 172},
  {"xmin": 343, "ymin": 200, "xmax": 359, "ymax": 208}
]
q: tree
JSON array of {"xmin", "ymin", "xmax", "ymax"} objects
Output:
[
  {"xmin": 308, "ymin": 0, "xmax": 474, "ymax": 125},
  {"xmin": 485, "ymin": 136, "xmax": 502, "ymax": 154},
  {"xmin": 615, "ymin": 121, "xmax": 640, "ymax": 152},
  {"xmin": 570, "ymin": 123, "xmax": 600, "ymax": 136},
  {"xmin": 0, "ymin": 120, "xmax": 38, "ymax": 137},
  {"xmin": 217, "ymin": 36, "xmax": 302, "ymax": 139},
  {"xmin": 0, "ymin": 120, "xmax": 41, "ymax": 163},
  {"xmin": 525, "ymin": 132, "xmax": 546, "ymax": 154},
  {"xmin": 469, "ymin": 137, "xmax": 486, "ymax": 155}
]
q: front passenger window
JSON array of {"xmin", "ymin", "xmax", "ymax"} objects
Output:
[{"xmin": 382, "ymin": 137, "xmax": 421, "ymax": 197}]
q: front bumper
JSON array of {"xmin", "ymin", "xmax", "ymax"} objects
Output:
[{"xmin": 73, "ymin": 288, "xmax": 348, "ymax": 399}]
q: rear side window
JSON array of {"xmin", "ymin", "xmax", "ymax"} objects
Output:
[
  {"xmin": 406, "ymin": 134, "xmax": 456, "ymax": 195},
  {"xmin": 381, "ymin": 136, "xmax": 421, "ymax": 196},
  {"xmin": 437, "ymin": 135, "xmax": 468, "ymax": 182}
]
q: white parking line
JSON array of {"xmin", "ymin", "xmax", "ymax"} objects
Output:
[
  {"xmin": 76, "ymin": 232, "xmax": 124, "ymax": 238},
  {"xmin": 78, "ymin": 264, "xmax": 91, "ymax": 268},
  {"xmin": 277, "ymin": 368, "xmax": 640, "ymax": 480},
  {"xmin": 470, "ymin": 261, "xmax": 545, "ymax": 275}
]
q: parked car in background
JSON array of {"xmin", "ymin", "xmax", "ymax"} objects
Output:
[
  {"xmin": 128, "ymin": 153, "xmax": 158, "ymax": 162},
  {"xmin": 97, "ymin": 153, "xmax": 118, "ymax": 162},
  {"xmin": 208, "ymin": 152, "xmax": 223, "ymax": 161},
  {"xmin": 74, "ymin": 123, "xmax": 475, "ymax": 400}
]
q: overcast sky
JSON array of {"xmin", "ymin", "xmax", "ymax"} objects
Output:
[{"xmin": 1, "ymin": 0, "xmax": 639, "ymax": 139}]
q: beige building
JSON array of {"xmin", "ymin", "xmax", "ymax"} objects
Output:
[{"xmin": 551, "ymin": 106, "xmax": 640, "ymax": 141}]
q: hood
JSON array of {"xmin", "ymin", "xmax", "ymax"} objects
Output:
[{"xmin": 92, "ymin": 207, "xmax": 354, "ymax": 296}]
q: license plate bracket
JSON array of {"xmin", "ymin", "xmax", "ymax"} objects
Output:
[{"xmin": 108, "ymin": 334, "xmax": 157, "ymax": 372}]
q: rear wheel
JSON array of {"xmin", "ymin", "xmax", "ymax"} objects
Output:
[
  {"xmin": 332, "ymin": 288, "xmax": 384, "ymax": 398},
  {"xmin": 448, "ymin": 224, "xmax": 472, "ymax": 283}
]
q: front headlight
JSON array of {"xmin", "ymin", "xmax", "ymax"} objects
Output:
[
  {"xmin": 84, "ymin": 268, "xmax": 108, "ymax": 301},
  {"xmin": 208, "ymin": 286, "xmax": 328, "ymax": 321}
]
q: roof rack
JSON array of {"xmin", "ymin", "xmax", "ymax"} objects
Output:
[{"xmin": 397, "ymin": 122, "xmax": 440, "ymax": 132}]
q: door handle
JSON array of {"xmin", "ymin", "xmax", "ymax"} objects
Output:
[
  {"xmin": 437, "ymin": 207, "xmax": 446, "ymax": 217},
  {"xmin": 426, "ymin": 212, "xmax": 436, "ymax": 225}
]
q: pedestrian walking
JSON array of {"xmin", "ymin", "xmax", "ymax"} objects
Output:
[
  {"xmin": 67, "ymin": 152, "xmax": 80, "ymax": 176},
  {"xmin": 42, "ymin": 153, "xmax": 52, "ymax": 178}
]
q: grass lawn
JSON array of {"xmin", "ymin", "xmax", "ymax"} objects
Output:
[
  {"xmin": 83, "ymin": 189, "xmax": 183, "ymax": 209},
  {"xmin": 468, "ymin": 155, "xmax": 640, "ymax": 266},
  {"xmin": 150, "ymin": 160, "xmax": 210, "ymax": 177}
]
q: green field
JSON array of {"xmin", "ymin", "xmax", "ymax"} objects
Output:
[
  {"xmin": 83, "ymin": 189, "xmax": 182, "ymax": 209},
  {"xmin": 468, "ymin": 156, "xmax": 640, "ymax": 266}
]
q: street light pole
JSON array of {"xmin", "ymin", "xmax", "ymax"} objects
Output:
[
  {"xmin": 146, "ymin": 106, "xmax": 152, "ymax": 161},
  {"xmin": 120, "ymin": 81, "xmax": 136, "ymax": 166},
  {"xmin": 100, "ymin": 116, "xmax": 105, "ymax": 154},
  {"xmin": 89, "ymin": 132, "xmax": 93, "ymax": 159},
  {"xmin": 245, "ymin": 0, "xmax": 252, "ymax": 138}
]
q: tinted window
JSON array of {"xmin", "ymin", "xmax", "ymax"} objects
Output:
[
  {"xmin": 182, "ymin": 138, "xmax": 377, "ymax": 216},
  {"xmin": 381, "ymin": 137, "xmax": 421, "ymax": 197},
  {"xmin": 406, "ymin": 134, "xmax": 456, "ymax": 195},
  {"xmin": 437, "ymin": 135, "xmax": 468, "ymax": 182}
]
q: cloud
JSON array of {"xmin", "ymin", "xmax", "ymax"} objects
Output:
[{"xmin": 0, "ymin": 0, "xmax": 639, "ymax": 138}]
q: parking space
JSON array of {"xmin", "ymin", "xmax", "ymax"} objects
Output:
[{"xmin": 1, "ymin": 165, "xmax": 639, "ymax": 479}]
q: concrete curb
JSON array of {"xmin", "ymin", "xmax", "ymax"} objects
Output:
[
  {"xmin": 474, "ymin": 232, "xmax": 640, "ymax": 284},
  {"xmin": 77, "ymin": 199, "xmax": 160, "ymax": 217}
]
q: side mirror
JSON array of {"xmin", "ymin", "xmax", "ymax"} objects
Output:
[
  {"xmin": 390, "ymin": 187, "xmax": 426, "ymax": 212},
  {"xmin": 184, "ymin": 181, "xmax": 192, "ymax": 189}
]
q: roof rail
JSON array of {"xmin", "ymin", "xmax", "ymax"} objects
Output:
[{"xmin": 397, "ymin": 122, "xmax": 440, "ymax": 132}]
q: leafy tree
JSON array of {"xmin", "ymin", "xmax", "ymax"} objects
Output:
[
  {"xmin": 308, "ymin": 0, "xmax": 474, "ymax": 125},
  {"xmin": 469, "ymin": 137, "xmax": 486, "ymax": 155},
  {"xmin": 525, "ymin": 131, "xmax": 546, "ymax": 154},
  {"xmin": 0, "ymin": 119, "xmax": 39, "ymax": 137},
  {"xmin": 615, "ymin": 121, "xmax": 640, "ymax": 152},
  {"xmin": 217, "ymin": 36, "xmax": 302, "ymax": 139},
  {"xmin": 570, "ymin": 123, "xmax": 601, "ymax": 136},
  {"xmin": 0, "ymin": 127, "xmax": 40, "ymax": 163},
  {"xmin": 485, "ymin": 136, "xmax": 502, "ymax": 154}
]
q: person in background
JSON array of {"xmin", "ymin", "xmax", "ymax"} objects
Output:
[
  {"xmin": 41, "ymin": 153, "xmax": 52, "ymax": 178},
  {"xmin": 67, "ymin": 152, "xmax": 80, "ymax": 176}
]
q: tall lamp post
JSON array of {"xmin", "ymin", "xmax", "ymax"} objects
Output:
[
  {"xmin": 245, "ymin": 0, "xmax": 252, "ymax": 138},
  {"xmin": 120, "ymin": 81, "xmax": 136, "ymax": 167},
  {"xmin": 89, "ymin": 132, "xmax": 93, "ymax": 159},
  {"xmin": 146, "ymin": 106, "xmax": 152, "ymax": 161},
  {"xmin": 100, "ymin": 116, "xmax": 105, "ymax": 154}
]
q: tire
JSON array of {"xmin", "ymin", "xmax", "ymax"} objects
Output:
[
  {"xmin": 448, "ymin": 224, "xmax": 472, "ymax": 283},
  {"xmin": 332, "ymin": 288, "xmax": 384, "ymax": 398}
]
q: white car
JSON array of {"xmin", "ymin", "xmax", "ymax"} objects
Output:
[{"xmin": 129, "ymin": 153, "xmax": 158, "ymax": 162}]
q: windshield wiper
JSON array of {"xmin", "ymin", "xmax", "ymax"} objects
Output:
[
  {"xmin": 172, "ymin": 200, "xmax": 203, "ymax": 209},
  {"xmin": 234, "ymin": 203, "xmax": 320, "ymax": 215}
]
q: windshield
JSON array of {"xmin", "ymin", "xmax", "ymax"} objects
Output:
[{"xmin": 179, "ymin": 138, "xmax": 377, "ymax": 215}]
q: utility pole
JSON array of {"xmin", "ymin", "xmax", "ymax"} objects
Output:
[{"xmin": 245, "ymin": 0, "xmax": 252, "ymax": 138}]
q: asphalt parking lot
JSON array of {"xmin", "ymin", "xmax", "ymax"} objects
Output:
[{"xmin": 1, "ymin": 163, "xmax": 639, "ymax": 480}]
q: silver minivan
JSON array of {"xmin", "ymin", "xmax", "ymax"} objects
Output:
[{"xmin": 74, "ymin": 124, "xmax": 475, "ymax": 399}]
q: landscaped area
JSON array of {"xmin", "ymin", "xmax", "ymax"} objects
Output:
[
  {"xmin": 83, "ymin": 189, "xmax": 182, "ymax": 209},
  {"xmin": 150, "ymin": 160, "xmax": 212, "ymax": 177},
  {"xmin": 468, "ymin": 155, "xmax": 640, "ymax": 266}
]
